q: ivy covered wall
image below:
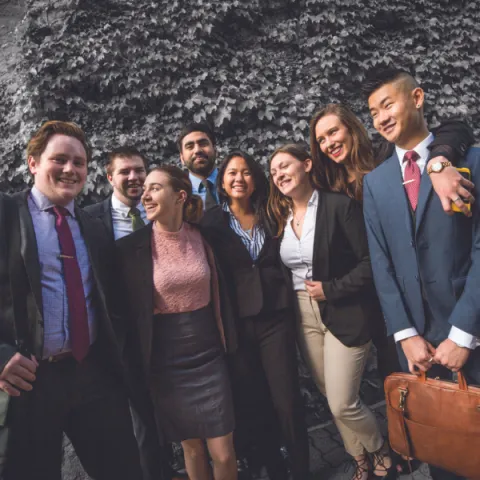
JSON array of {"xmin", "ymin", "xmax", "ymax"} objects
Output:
[{"xmin": 1, "ymin": 0, "xmax": 479, "ymax": 202}]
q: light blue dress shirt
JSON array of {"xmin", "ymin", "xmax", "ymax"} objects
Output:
[
  {"xmin": 222, "ymin": 202, "xmax": 265, "ymax": 261},
  {"xmin": 189, "ymin": 168, "xmax": 219, "ymax": 209},
  {"xmin": 28, "ymin": 186, "xmax": 97, "ymax": 359}
]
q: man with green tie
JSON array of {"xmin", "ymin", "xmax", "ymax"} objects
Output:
[{"xmin": 85, "ymin": 146, "xmax": 148, "ymax": 240}]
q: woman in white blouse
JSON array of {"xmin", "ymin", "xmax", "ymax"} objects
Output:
[{"xmin": 268, "ymin": 144, "xmax": 394, "ymax": 480}]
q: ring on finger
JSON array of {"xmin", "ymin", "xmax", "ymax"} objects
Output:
[
  {"xmin": 428, "ymin": 357, "xmax": 434, "ymax": 363},
  {"xmin": 452, "ymin": 196, "xmax": 461, "ymax": 203}
]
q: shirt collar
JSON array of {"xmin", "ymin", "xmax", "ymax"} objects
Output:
[
  {"xmin": 30, "ymin": 186, "xmax": 76, "ymax": 217},
  {"xmin": 111, "ymin": 192, "xmax": 145, "ymax": 218},
  {"xmin": 395, "ymin": 132, "xmax": 434, "ymax": 165},
  {"xmin": 308, "ymin": 189, "xmax": 319, "ymax": 206},
  {"xmin": 287, "ymin": 189, "xmax": 318, "ymax": 220},
  {"xmin": 189, "ymin": 168, "xmax": 218, "ymax": 191}
]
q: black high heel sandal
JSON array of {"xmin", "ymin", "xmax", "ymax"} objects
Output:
[
  {"xmin": 371, "ymin": 444, "xmax": 397, "ymax": 480},
  {"xmin": 351, "ymin": 455, "xmax": 372, "ymax": 480}
]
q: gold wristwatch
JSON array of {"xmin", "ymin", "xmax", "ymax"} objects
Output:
[{"xmin": 427, "ymin": 160, "xmax": 452, "ymax": 175}]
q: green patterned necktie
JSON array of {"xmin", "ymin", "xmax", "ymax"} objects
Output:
[{"xmin": 128, "ymin": 207, "xmax": 145, "ymax": 232}]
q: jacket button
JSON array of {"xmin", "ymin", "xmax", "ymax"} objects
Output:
[
  {"xmin": 415, "ymin": 275, "xmax": 419, "ymax": 281},
  {"xmin": 410, "ymin": 241, "xmax": 415, "ymax": 247}
]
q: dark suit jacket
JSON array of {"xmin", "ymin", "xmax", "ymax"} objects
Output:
[
  {"xmin": 0, "ymin": 190, "xmax": 127, "ymax": 378},
  {"xmin": 311, "ymin": 190, "xmax": 378, "ymax": 347},
  {"xmin": 199, "ymin": 205, "xmax": 292, "ymax": 319},
  {"xmin": 84, "ymin": 195, "xmax": 114, "ymax": 239},
  {"xmin": 116, "ymin": 222, "xmax": 237, "ymax": 378}
]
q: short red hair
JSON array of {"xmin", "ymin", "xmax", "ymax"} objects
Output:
[{"xmin": 27, "ymin": 120, "xmax": 91, "ymax": 162}]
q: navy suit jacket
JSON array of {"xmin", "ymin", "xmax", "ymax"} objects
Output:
[
  {"xmin": 363, "ymin": 145, "xmax": 480, "ymax": 347},
  {"xmin": 84, "ymin": 196, "xmax": 114, "ymax": 240}
]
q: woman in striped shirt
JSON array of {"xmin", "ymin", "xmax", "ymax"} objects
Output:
[{"xmin": 200, "ymin": 151, "xmax": 309, "ymax": 480}]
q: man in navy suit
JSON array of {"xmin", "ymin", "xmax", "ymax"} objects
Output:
[
  {"xmin": 84, "ymin": 146, "xmax": 148, "ymax": 240},
  {"xmin": 363, "ymin": 69, "xmax": 480, "ymax": 480}
]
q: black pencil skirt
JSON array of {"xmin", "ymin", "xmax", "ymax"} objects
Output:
[{"xmin": 148, "ymin": 304, "xmax": 235, "ymax": 442}]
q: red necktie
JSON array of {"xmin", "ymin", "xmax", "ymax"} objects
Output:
[
  {"xmin": 403, "ymin": 150, "xmax": 421, "ymax": 211},
  {"xmin": 51, "ymin": 206, "xmax": 90, "ymax": 362}
]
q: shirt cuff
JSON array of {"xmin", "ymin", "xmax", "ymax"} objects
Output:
[
  {"xmin": 448, "ymin": 326, "xmax": 480, "ymax": 350},
  {"xmin": 394, "ymin": 328, "xmax": 419, "ymax": 343}
]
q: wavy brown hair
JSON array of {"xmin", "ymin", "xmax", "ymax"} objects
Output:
[
  {"xmin": 309, "ymin": 104, "xmax": 378, "ymax": 202},
  {"xmin": 267, "ymin": 143, "xmax": 322, "ymax": 237},
  {"xmin": 149, "ymin": 165, "xmax": 203, "ymax": 223}
]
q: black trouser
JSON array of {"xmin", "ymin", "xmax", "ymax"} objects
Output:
[
  {"xmin": 229, "ymin": 308, "xmax": 309, "ymax": 480},
  {"xmin": 4, "ymin": 347, "xmax": 142, "ymax": 480}
]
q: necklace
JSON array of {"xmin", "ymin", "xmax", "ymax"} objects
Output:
[{"xmin": 293, "ymin": 211, "xmax": 306, "ymax": 227}]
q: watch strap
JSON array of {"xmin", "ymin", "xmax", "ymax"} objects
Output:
[{"xmin": 427, "ymin": 160, "xmax": 452, "ymax": 175}]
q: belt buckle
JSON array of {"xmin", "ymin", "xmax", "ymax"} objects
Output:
[{"xmin": 47, "ymin": 351, "xmax": 72, "ymax": 363}]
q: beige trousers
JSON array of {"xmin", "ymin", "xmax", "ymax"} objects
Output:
[{"xmin": 295, "ymin": 291, "xmax": 384, "ymax": 456}]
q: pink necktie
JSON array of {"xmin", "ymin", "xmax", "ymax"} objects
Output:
[
  {"xmin": 403, "ymin": 150, "xmax": 421, "ymax": 211},
  {"xmin": 52, "ymin": 206, "xmax": 90, "ymax": 362}
]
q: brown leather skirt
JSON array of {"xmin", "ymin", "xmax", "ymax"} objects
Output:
[{"xmin": 148, "ymin": 304, "xmax": 234, "ymax": 442}]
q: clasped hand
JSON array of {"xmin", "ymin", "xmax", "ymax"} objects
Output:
[
  {"xmin": 400, "ymin": 335, "xmax": 470, "ymax": 375},
  {"xmin": 304, "ymin": 280, "xmax": 326, "ymax": 301}
]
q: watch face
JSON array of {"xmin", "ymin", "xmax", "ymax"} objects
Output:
[{"xmin": 433, "ymin": 162, "xmax": 442, "ymax": 172}]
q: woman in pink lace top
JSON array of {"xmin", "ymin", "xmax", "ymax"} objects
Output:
[{"xmin": 116, "ymin": 165, "xmax": 237, "ymax": 480}]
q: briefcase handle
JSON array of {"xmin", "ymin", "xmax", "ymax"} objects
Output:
[{"xmin": 418, "ymin": 370, "xmax": 468, "ymax": 391}]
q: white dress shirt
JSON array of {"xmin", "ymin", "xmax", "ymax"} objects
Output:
[
  {"xmin": 394, "ymin": 133, "xmax": 479, "ymax": 349},
  {"xmin": 111, "ymin": 193, "xmax": 148, "ymax": 240},
  {"xmin": 280, "ymin": 190, "xmax": 318, "ymax": 291}
]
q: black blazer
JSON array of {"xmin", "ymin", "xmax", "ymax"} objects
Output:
[
  {"xmin": 200, "ymin": 205, "xmax": 292, "ymax": 319},
  {"xmin": 116, "ymin": 222, "xmax": 237, "ymax": 377},
  {"xmin": 84, "ymin": 195, "xmax": 114, "ymax": 239},
  {"xmin": 310, "ymin": 190, "xmax": 379, "ymax": 347},
  {"xmin": 0, "ymin": 190, "xmax": 128, "ymax": 377}
]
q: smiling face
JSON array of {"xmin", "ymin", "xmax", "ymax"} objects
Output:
[
  {"xmin": 180, "ymin": 131, "xmax": 216, "ymax": 178},
  {"xmin": 270, "ymin": 152, "xmax": 312, "ymax": 199},
  {"xmin": 28, "ymin": 134, "xmax": 87, "ymax": 206},
  {"xmin": 222, "ymin": 156, "xmax": 255, "ymax": 203},
  {"xmin": 141, "ymin": 170, "xmax": 185, "ymax": 222},
  {"xmin": 315, "ymin": 114, "xmax": 353, "ymax": 165},
  {"xmin": 368, "ymin": 82, "xmax": 425, "ymax": 149},
  {"xmin": 107, "ymin": 155, "xmax": 147, "ymax": 206}
]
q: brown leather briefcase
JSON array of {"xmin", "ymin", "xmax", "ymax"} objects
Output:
[{"xmin": 385, "ymin": 371, "xmax": 480, "ymax": 479}]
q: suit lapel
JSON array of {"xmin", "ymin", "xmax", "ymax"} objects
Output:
[
  {"xmin": 312, "ymin": 190, "xmax": 329, "ymax": 280},
  {"xmin": 415, "ymin": 171, "xmax": 433, "ymax": 234},
  {"xmin": 382, "ymin": 153, "xmax": 415, "ymax": 241},
  {"xmin": 103, "ymin": 196, "xmax": 115, "ymax": 240},
  {"xmin": 14, "ymin": 192, "xmax": 43, "ymax": 317}
]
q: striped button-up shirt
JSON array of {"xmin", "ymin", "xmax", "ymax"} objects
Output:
[
  {"xmin": 222, "ymin": 202, "xmax": 265, "ymax": 261},
  {"xmin": 28, "ymin": 187, "xmax": 97, "ymax": 359}
]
